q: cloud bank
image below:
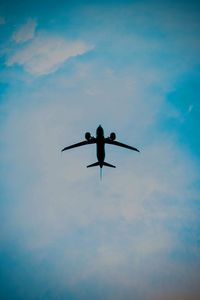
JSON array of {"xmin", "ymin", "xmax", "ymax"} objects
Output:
[{"xmin": 1, "ymin": 63, "xmax": 199, "ymax": 299}]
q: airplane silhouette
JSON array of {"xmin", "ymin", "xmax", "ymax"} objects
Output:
[{"xmin": 62, "ymin": 125, "xmax": 139, "ymax": 173}]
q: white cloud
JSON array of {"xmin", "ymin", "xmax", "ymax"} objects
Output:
[
  {"xmin": 7, "ymin": 33, "xmax": 94, "ymax": 76},
  {"xmin": 12, "ymin": 18, "xmax": 37, "ymax": 43},
  {"xmin": 0, "ymin": 16, "xmax": 5, "ymax": 25}
]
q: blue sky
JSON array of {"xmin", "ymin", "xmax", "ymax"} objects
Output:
[{"xmin": 0, "ymin": 0, "xmax": 200, "ymax": 299}]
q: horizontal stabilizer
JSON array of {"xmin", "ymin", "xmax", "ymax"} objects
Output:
[
  {"xmin": 103, "ymin": 162, "xmax": 116, "ymax": 168},
  {"xmin": 87, "ymin": 162, "xmax": 100, "ymax": 168}
]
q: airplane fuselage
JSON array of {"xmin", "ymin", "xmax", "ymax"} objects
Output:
[
  {"xmin": 96, "ymin": 125, "xmax": 105, "ymax": 168},
  {"xmin": 96, "ymin": 136, "xmax": 105, "ymax": 168}
]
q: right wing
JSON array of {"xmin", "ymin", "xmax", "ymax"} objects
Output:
[
  {"xmin": 105, "ymin": 138, "xmax": 140, "ymax": 152},
  {"xmin": 61, "ymin": 138, "xmax": 96, "ymax": 152}
]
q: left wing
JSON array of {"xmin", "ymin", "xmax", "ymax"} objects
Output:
[
  {"xmin": 105, "ymin": 138, "xmax": 139, "ymax": 152},
  {"xmin": 62, "ymin": 138, "xmax": 96, "ymax": 152}
]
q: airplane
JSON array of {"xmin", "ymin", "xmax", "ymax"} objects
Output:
[{"xmin": 61, "ymin": 125, "xmax": 139, "ymax": 177}]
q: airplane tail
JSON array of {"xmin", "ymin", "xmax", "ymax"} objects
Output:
[
  {"xmin": 87, "ymin": 161, "xmax": 115, "ymax": 180},
  {"xmin": 87, "ymin": 162, "xmax": 116, "ymax": 168}
]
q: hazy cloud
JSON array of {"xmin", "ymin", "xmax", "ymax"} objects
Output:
[
  {"xmin": 7, "ymin": 33, "xmax": 94, "ymax": 76},
  {"xmin": 1, "ymin": 64, "xmax": 199, "ymax": 299},
  {"xmin": 12, "ymin": 18, "xmax": 37, "ymax": 43}
]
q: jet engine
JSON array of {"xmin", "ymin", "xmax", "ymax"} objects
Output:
[
  {"xmin": 110, "ymin": 132, "xmax": 116, "ymax": 140},
  {"xmin": 85, "ymin": 132, "xmax": 91, "ymax": 140}
]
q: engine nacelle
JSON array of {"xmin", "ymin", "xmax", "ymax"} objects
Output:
[
  {"xmin": 85, "ymin": 132, "xmax": 91, "ymax": 141},
  {"xmin": 110, "ymin": 132, "xmax": 116, "ymax": 140}
]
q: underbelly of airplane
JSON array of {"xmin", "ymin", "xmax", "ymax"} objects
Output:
[{"xmin": 97, "ymin": 143, "xmax": 105, "ymax": 162}]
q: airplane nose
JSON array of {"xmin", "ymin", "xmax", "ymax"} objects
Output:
[{"xmin": 96, "ymin": 125, "xmax": 103, "ymax": 136}]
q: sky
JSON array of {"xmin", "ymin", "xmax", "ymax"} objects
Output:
[{"xmin": 0, "ymin": 0, "xmax": 200, "ymax": 299}]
